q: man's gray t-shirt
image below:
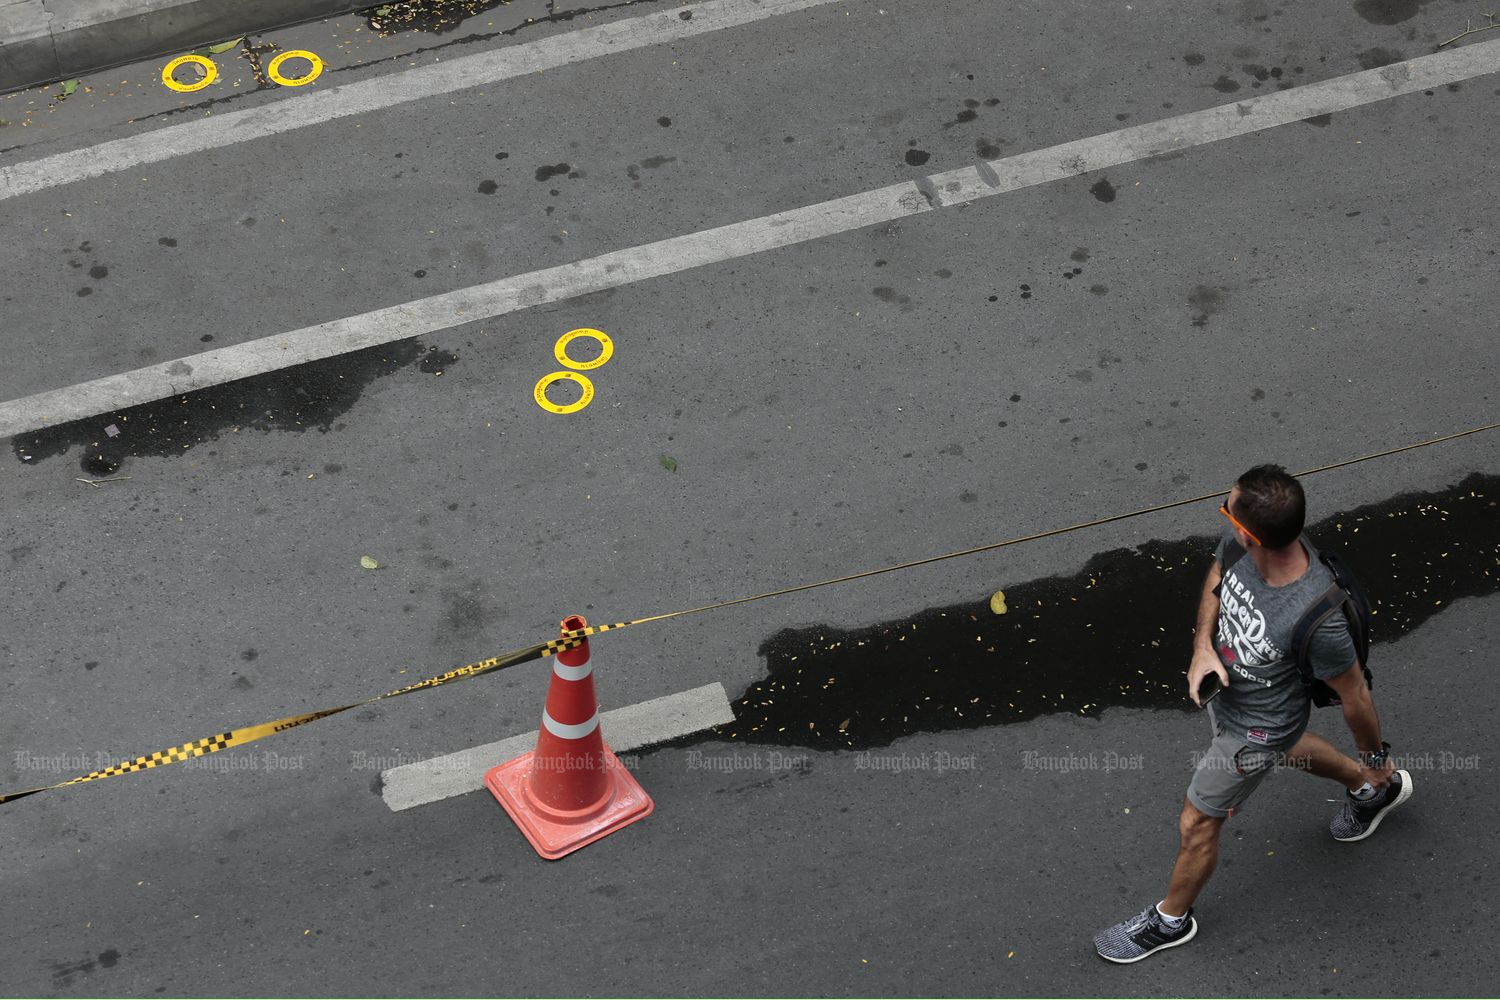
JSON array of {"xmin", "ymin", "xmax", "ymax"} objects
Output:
[{"xmin": 1211, "ymin": 530, "xmax": 1357, "ymax": 749}]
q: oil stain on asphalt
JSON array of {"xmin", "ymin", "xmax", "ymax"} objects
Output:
[
  {"xmin": 10, "ymin": 340, "xmax": 457, "ymax": 473},
  {"xmin": 720, "ymin": 474, "xmax": 1497, "ymax": 750}
]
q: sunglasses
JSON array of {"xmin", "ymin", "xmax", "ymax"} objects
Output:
[{"xmin": 1218, "ymin": 499, "xmax": 1262, "ymax": 548}]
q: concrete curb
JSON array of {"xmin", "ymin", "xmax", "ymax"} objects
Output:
[
  {"xmin": 0, "ymin": 0, "xmax": 368, "ymax": 94},
  {"xmin": 380, "ymin": 682, "xmax": 737, "ymax": 811}
]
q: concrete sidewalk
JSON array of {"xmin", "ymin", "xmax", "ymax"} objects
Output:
[{"xmin": 0, "ymin": 0, "xmax": 369, "ymax": 93}]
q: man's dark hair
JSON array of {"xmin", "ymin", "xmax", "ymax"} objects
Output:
[{"xmin": 1234, "ymin": 464, "xmax": 1305, "ymax": 549}]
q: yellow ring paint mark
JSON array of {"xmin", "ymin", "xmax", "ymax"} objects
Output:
[
  {"xmin": 534, "ymin": 371, "xmax": 595, "ymax": 414},
  {"xmin": 554, "ymin": 328, "xmax": 614, "ymax": 371},
  {"xmin": 267, "ymin": 50, "xmax": 325, "ymax": 87},
  {"xmin": 161, "ymin": 55, "xmax": 218, "ymax": 93}
]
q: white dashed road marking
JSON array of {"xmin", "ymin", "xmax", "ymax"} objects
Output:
[
  {"xmin": 0, "ymin": 0, "xmax": 846, "ymax": 201},
  {"xmin": 1, "ymin": 39, "xmax": 1497, "ymax": 440}
]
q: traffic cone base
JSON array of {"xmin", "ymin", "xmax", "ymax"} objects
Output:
[{"xmin": 485, "ymin": 740, "xmax": 654, "ymax": 860}]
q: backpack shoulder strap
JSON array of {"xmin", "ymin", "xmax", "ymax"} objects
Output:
[
  {"xmin": 1213, "ymin": 539, "xmax": 1248, "ymax": 597},
  {"xmin": 1316, "ymin": 549, "xmax": 1372, "ymax": 669},
  {"xmin": 1292, "ymin": 541, "xmax": 1372, "ymax": 687},
  {"xmin": 1292, "ymin": 584, "xmax": 1350, "ymax": 688}
]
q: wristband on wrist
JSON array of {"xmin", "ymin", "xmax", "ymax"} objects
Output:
[{"xmin": 1360, "ymin": 741, "xmax": 1391, "ymax": 768}]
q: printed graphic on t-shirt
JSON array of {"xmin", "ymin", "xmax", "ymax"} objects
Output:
[{"xmin": 1216, "ymin": 567, "xmax": 1279, "ymax": 688}]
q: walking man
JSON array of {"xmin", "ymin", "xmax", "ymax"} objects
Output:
[{"xmin": 1093, "ymin": 464, "xmax": 1413, "ymax": 963}]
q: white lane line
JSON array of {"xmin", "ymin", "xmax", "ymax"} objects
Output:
[
  {"xmin": 0, "ymin": 186, "xmax": 924, "ymax": 438},
  {"xmin": 380, "ymin": 681, "xmax": 734, "ymax": 811},
  {"xmin": 2, "ymin": 39, "xmax": 1497, "ymax": 441},
  {"xmin": 0, "ymin": 0, "xmax": 843, "ymax": 201}
]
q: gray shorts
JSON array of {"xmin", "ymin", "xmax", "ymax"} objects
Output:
[{"xmin": 1186, "ymin": 707, "xmax": 1304, "ymax": 818}]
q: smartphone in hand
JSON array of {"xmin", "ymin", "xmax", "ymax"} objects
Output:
[{"xmin": 1197, "ymin": 672, "xmax": 1224, "ymax": 706}]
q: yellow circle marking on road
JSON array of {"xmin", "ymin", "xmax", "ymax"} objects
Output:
[
  {"xmin": 554, "ymin": 328, "xmax": 614, "ymax": 371},
  {"xmin": 267, "ymin": 50, "xmax": 325, "ymax": 87},
  {"xmin": 161, "ymin": 55, "xmax": 218, "ymax": 93},
  {"xmin": 534, "ymin": 371, "xmax": 595, "ymax": 414}
]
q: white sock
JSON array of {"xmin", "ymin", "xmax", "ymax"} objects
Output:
[
  {"xmin": 1156, "ymin": 902, "xmax": 1187, "ymax": 927},
  {"xmin": 1352, "ymin": 782, "xmax": 1377, "ymax": 800}
]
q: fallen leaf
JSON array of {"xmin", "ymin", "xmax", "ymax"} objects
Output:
[
  {"xmin": 989, "ymin": 590, "xmax": 1008, "ymax": 615},
  {"xmin": 660, "ymin": 454, "xmax": 678, "ymax": 473},
  {"xmin": 208, "ymin": 38, "xmax": 243, "ymax": 54},
  {"xmin": 59, "ymin": 79, "xmax": 80, "ymax": 98},
  {"xmin": 360, "ymin": 556, "xmax": 379, "ymax": 570}
]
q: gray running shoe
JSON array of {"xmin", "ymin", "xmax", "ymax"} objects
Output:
[
  {"xmin": 1094, "ymin": 905, "xmax": 1197, "ymax": 963},
  {"xmin": 1331, "ymin": 768, "xmax": 1413, "ymax": 842}
]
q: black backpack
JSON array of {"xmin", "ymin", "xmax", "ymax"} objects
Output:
[{"xmin": 1219, "ymin": 538, "xmax": 1373, "ymax": 707}]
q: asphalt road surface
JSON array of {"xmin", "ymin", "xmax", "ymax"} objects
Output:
[{"xmin": 2, "ymin": 0, "xmax": 1497, "ymax": 995}]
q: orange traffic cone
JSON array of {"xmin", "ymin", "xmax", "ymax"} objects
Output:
[{"xmin": 485, "ymin": 614, "xmax": 654, "ymax": 859}]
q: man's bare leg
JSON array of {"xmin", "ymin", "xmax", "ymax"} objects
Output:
[
  {"xmin": 1161, "ymin": 798, "xmax": 1225, "ymax": 916},
  {"xmin": 1284, "ymin": 730, "xmax": 1363, "ymax": 791}
]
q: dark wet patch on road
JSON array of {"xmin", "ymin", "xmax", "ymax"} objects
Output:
[
  {"xmin": 715, "ymin": 474, "xmax": 1497, "ymax": 750},
  {"xmin": 1353, "ymin": 0, "xmax": 1434, "ymax": 27},
  {"xmin": 364, "ymin": 0, "xmax": 662, "ymax": 35},
  {"xmin": 10, "ymin": 340, "xmax": 442, "ymax": 472},
  {"xmin": 419, "ymin": 346, "xmax": 459, "ymax": 374},
  {"xmin": 941, "ymin": 97, "xmax": 1001, "ymax": 129},
  {"xmin": 1015, "ymin": 249, "xmax": 1111, "ymax": 302},
  {"xmin": 1188, "ymin": 284, "xmax": 1226, "ymax": 327},
  {"xmin": 366, "ymin": 0, "xmax": 515, "ymax": 34},
  {"xmin": 1175, "ymin": 48, "xmax": 1310, "ymax": 96},
  {"xmin": 873, "ymin": 287, "xmax": 913, "ymax": 311},
  {"xmin": 51, "ymin": 948, "xmax": 122, "ymax": 987},
  {"xmin": 1357, "ymin": 47, "xmax": 1407, "ymax": 69},
  {"xmin": 623, "ymin": 155, "xmax": 675, "ymax": 187}
]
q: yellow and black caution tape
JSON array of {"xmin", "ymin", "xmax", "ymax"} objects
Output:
[
  {"xmin": 0, "ymin": 633, "xmax": 587, "ymax": 805},
  {"xmin": 4, "ymin": 420, "xmax": 1495, "ymax": 805}
]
